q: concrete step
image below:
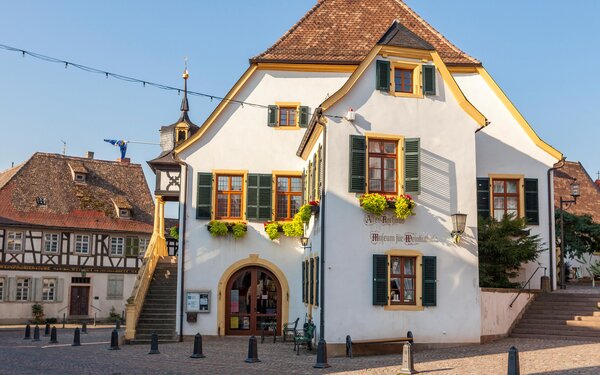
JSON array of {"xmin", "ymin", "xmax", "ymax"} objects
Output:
[
  {"xmin": 510, "ymin": 333, "xmax": 600, "ymax": 342},
  {"xmin": 572, "ymin": 315, "xmax": 600, "ymax": 321},
  {"xmin": 512, "ymin": 327, "xmax": 600, "ymax": 337},
  {"xmin": 566, "ymin": 320, "xmax": 600, "ymax": 328},
  {"xmin": 515, "ymin": 322, "xmax": 600, "ymax": 332},
  {"xmin": 531, "ymin": 301, "xmax": 600, "ymax": 309},
  {"xmin": 519, "ymin": 319, "xmax": 567, "ymax": 325}
]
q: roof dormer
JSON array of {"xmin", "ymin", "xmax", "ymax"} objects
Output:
[
  {"xmin": 68, "ymin": 162, "xmax": 88, "ymax": 183},
  {"xmin": 112, "ymin": 197, "xmax": 133, "ymax": 219}
]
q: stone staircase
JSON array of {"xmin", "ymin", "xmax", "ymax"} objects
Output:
[
  {"xmin": 132, "ymin": 256, "xmax": 178, "ymax": 343},
  {"xmin": 511, "ymin": 292, "xmax": 600, "ymax": 341}
]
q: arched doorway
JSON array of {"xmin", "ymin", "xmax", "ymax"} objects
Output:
[{"xmin": 225, "ymin": 266, "xmax": 282, "ymax": 336}]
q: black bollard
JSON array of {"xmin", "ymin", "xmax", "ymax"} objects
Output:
[
  {"xmin": 314, "ymin": 338, "xmax": 331, "ymax": 369},
  {"xmin": 44, "ymin": 323, "xmax": 50, "ymax": 337},
  {"xmin": 23, "ymin": 324, "xmax": 31, "ymax": 340},
  {"xmin": 148, "ymin": 332, "xmax": 160, "ymax": 354},
  {"xmin": 399, "ymin": 342, "xmax": 416, "ymax": 375},
  {"xmin": 33, "ymin": 325, "xmax": 40, "ymax": 342},
  {"xmin": 244, "ymin": 336, "xmax": 260, "ymax": 363},
  {"xmin": 115, "ymin": 319, "xmax": 121, "ymax": 331},
  {"xmin": 72, "ymin": 328, "xmax": 81, "ymax": 347},
  {"xmin": 190, "ymin": 333, "xmax": 206, "ymax": 358},
  {"xmin": 49, "ymin": 326, "xmax": 58, "ymax": 344},
  {"xmin": 508, "ymin": 346, "xmax": 520, "ymax": 375},
  {"xmin": 108, "ymin": 329, "xmax": 120, "ymax": 350},
  {"xmin": 81, "ymin": 322, "xmax": 87, "ymax": 334},
  {"xmin": 62, "ymin": 313, "xmax": 66, "ymax": 329}
]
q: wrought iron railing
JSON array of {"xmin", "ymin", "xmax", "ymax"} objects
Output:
[{"xmin": 509, "ymin": 266, "xmax": 545, "ymax": 308}]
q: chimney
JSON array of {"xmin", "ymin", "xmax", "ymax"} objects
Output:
[
  {"xmin": 86, "ymin": 151, "xmax": 95, "ymax": 159},
  {"xmin": 595, "ymin": 179, "xmax": 600, "ymax": 188},
  {"xmin": 117, "ymin": 158, "xmax": 131, "ymax": 164}
]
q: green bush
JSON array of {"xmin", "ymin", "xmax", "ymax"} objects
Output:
[
  {"xmin": 208, "ymin": 220, "xmax": 229, "ymax": 237},
  {"xmin": 31, "ymin": 303, "xmax": 44, "ymax": 324},
  {"xmin": 298, "ymin": 204, "xmax": 312, "ymax": 223},
  {"xmin": 358, "ymin": 193, "xmax": 387, "ymax": 215},
  {"xmin": 265, "ymin": 222, "xmax": 281, "ymax": 240},
  {"xmin": 283, "ymin": 216, "xmax": 304, "ymax": 237}
]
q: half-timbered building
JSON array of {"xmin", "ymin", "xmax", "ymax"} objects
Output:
[{"xmin": 0, "ymin": 152, "xmax": 153, "ymax": 323}]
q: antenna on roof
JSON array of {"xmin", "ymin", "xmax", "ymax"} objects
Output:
[{"xmin": 60, "ymin": 140, "xmax": 67, "ymax": 155}]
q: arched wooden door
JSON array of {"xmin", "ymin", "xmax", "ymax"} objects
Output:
[{"xmin": 225, "ymin": 266, "xmax": 282, "ymax": 336}]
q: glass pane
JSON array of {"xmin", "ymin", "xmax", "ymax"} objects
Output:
[
  {"xmin": 507, "ymin": 197, "xmax": 518, "ymax": 210},
  {"xmin": 493, "ymin": 197, "xmax": 505, "ymax": 209},
  {"xmin": 255, "ymin": 272, "xmax": 278, "ymax": 314},
  {"xmin": 290, "ymin": 177, "xmax": 302, "ymax": 192},
  {"xmin": 230, "ymin": 271, "xmax": 251, "ymax": 314},
  {"xmin": 369, "ymin": 140, "xmax": 382, "ymax": 153},
  {"xmin": 276, "ymin": 195, "xmax": 288, "ymax": 219},
  {"xmin": 231, "ymin": 176, "xmax": 242, "ymax": 191},
  {"xmin": 390, "ymin": 278, "xmax": 401, "ymax": 302},
  {"xmin": 494, "ymin": 210, "xmax": 505, "ymax": 221},
  {"xmin": 217, "ymin": 176, "xmax": 228, "ymax": 191},
  {"xmin": 383, "ymin": 142, "xmax": 396, "ymax": 154},
  {"xmin": 289, "ymin": 110, "xmax": 296, "ymax": 125},
  {"xmin": 280, "ymin": 111, "xmax": 288, "ymax": 125},
  {"xmin": 391, "ymin": 258, "xmax": 401, "ymax": 275},
  {"xmin": 369, "ymin": 179, "xmax": 381, "ymax": 192},
  {"xmin": 277, "ymin": 177, "xmax": 288, "ymax": 192},
  {"xmin": 384, "ymin": 157, "xmax": 396, "ymax": 169},
  {"xmin": 404, "ymin": 258, "xmax": 415, "ymax": 275},
  {"xmin": 506, "ymin": 180, "xmax": 518, "ymax": 193},
  {"xmin": 369, "ymin": 157, "xmax": 381, "ymax": 169},
  {"xmin": 290, "ymin": 196, "xmax": 302, "ymax": 216},
  {"xmin": 217, "ymin": 194, "xmax": 228, "ymax": 217},
  {"xmin": 506, "ymin": 210, "xmax": 518, "ymax": 219},
  {"xmin": 404, "ymin": 289, "xmax": 414, "ymax": 303},
  {"xmin": 230, "ymin": 194, "xmax": 242, "ymax": 218},
  {"xmin": 493, "ymin": 181, "xmax": 505, "ymax": 193},
  {"xmin": 383, "ymin": 179, "xmax": 396, "ymax": 193}
]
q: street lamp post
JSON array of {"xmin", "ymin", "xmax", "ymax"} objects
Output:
[{"xmin": 559, "ymin": 180, "xmax": 580, "ymax": 289}]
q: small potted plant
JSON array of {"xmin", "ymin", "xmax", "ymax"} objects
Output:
[
  {"xmin": 207, "ymin": 220, "xmax": 229, "ymax": 237},
  {"xmin": 358, "ymin": 193, "xmax": 387, "ymax": 215},
  {"xmin": 394, "ymin": 194, "xmax": 416, "ymax": 220},
  {"xmin": 231, "ymin": 222, "xmax": 248, "ymax": 239},
  {"xmin": 264, "ymin": 222, "xmax": 283, "ymax": 240},
  {"xmin": 309, "ymin": 201, "xmax": 320, "ymax": 215}
]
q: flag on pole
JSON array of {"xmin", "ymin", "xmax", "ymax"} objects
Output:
[{"xmin": 104, "ymin": 139, "xmax": 128, "ymax": 159}]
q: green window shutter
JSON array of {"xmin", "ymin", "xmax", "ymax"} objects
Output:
[
  {"xmin": 422, "ymin": 256, "xmax": 437, "ymax": 307},
  {"xmin": 125, "ymin": 237, "xmax": 139, "ymax": 257},
  {"xmin": 268, "ymin": 105, "xmax": 279, "ymax": 127},
  {"xmin": 476, "ymin": 178, "xmax": 490, "ymax": 219},
  {"xmin": 349, "ymin": 135, "xmax": 366, "ymax": 193},
  {"xmin": 302, "ymin": 169, "xmax": 306, "ymax": 205},
  {"xmin": 196, "ymin": 172, "xmax": 213, "ymax": 219},
  {"xmin": 301, "ymin": 261, "xmax": 306, "ymax": 303},
  {"xmin": 309, "ymin": 258, "xmax": 314, "ymax": 305},
  {"xmin": 376, "ymin": 60, "xmax": 390, "ymax": 91},
  {"xmin": 247, "ymin": 174, "xmax": 272, "ymax": 221},
  {"xmin": 308, "ymin": 161, "xmax": 313, "ymax": 202},
  {"xmin": 372, "ymin": 254, "xmax": 388, "ymax": 305},
  {"xmin": 404, "ymin": 138, "xmax": 421, "ymax": 194},
  {"xmin": 311, "ymin": 154, "xmax": 317, "ymax": 201},
  {"xmin": 299, "ymin": 106, "xmax": 309, "ymax": 128},
  {"xmin": 524, "ymin": 178, "xmax": 539, "ymax": 225},
  {"xmin": 318, "ymin": 145, "xmax": 323, "ymax": 200},
  {"xmin": 422, "ymin": 65, "xmax": 436, "ymax": 95},
  {"xmin": 315, "ymin": 256, "xmax": 319, "ymax": 307}
]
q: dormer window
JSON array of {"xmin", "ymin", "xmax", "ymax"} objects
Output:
[
  {"xmin": 112, "ymin": 197, "xmax": 133, "ymax": 219},
  {"xmin": 119, "ymin": 208, "xmax": 131, "ymax": 218},
  {"xmin": 69, "ymin": 162, "xmax": 89, "ymax": 183},
  {"xmin": 36, "ymin": 197, "xmax": 47, "ymax": 206},
  {"xmin": 74, "ymin": 173, "xmax": 86, "ymax": 182}
]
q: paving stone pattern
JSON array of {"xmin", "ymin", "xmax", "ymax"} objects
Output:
[{"xmin": 0, "ymin": 328, "xmax": 599, "ymax": 374}]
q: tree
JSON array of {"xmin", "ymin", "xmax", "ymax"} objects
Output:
[
  {"xmin": 556, "ymin": 210, "xmax": 600, "ymax": 259},
  {"xmin": 478, "ymin": 216, "xmax": 543, "ymax": 288}
]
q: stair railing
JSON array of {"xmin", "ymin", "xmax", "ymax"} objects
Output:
[
  {"xmin": 124, "ymin": 233, "xmax": 166, "ymax": 340},
  {"xmin": 509, "ymin": 266, "xmax": 545, "ymax": 308}
]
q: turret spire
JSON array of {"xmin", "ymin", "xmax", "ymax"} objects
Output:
[{"xmin": 180, "ymin": 57, "xmax": 189, "ymax": 112}]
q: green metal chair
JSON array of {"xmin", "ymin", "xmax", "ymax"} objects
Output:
[
  {"xmin": 293, "ymin": 322, "xmax": 315, "ymax": 355},
  {"xmin": 282, "ymin": 317, "xmax": 299, "ymax": 342}
]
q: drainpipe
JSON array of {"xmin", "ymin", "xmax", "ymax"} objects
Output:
[
  {"xmin": 547, "ymin": 158, "xmax": 566, "ymax": 291},
  {"xmin": 318, "ymin": 115, "xmax": 326, "ymax": 341},
  {"xmin": 174, "ymin": 155, "xmax": 188, "ymax": 342}
]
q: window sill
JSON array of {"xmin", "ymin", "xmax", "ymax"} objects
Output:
[
  {"xmin": 390, "ymin": 91, "xmax": 423, "ymax": 99},
  {"xmin": 274, "ymin": 126, "xmax": 301, "ymax": 131},
  {"xmin": 384, "ymin": 304, "xmax": 423, "ymax": 311}
]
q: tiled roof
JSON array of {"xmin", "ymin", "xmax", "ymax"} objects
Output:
[
  {"xmin": 0, "ymin": 153, "xmax": 154, "ymax": 233},
  {"xmin": 251, "ymin": 0, "xmax": 479, "ymax": 66}
]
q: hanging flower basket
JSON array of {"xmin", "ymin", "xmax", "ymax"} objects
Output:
[
  {"xmin": 358, "ymin": 193, "xmax": 416, "ymax": 220},
  {"xmin": 394, "ymin": 194, "xmax": 416, "ymax": 220},
  {"xmin": 309, "ymin": 200, "xmax": 320, "ymax": 215}
]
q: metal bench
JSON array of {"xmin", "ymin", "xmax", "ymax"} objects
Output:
[
  {"xmin": 293, "ymin": 322, "xmax": 316, "ymax": 355},
  {"xmin": 346, "ymin": 331, "xmax": 413, "ymax": 358},
  {"xmin": 282, "ymin": 317, "xmax": 299, "ymax": 342}
]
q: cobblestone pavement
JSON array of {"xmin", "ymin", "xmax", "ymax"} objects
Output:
[{"xmin": 0, "ymin": 328, "xmax": 599, "ymax": 374}]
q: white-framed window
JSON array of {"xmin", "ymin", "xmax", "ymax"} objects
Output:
[
  {"xmin": 107, "ymin": 275, "xmax": 124, "ymax": 299},
  {"xmin": 42, "ymin": 278, "xmax": 57, "ymax": 301},
  {"xmin": 16, "ymin": 278, "xmax": 30, "ymax": 301},
  {"xmin": 110, "ymin": 237, "xmax": 125, "ymax": 256},
  {"xmin": 7, "ymin": 231, "xmax": 23, "ymax": 252},
  {"xmin": 0, "ymin": 277, "xmax": 5, "ymax": 301},
  {"xmin": 74, "ymin": 235, "xmax": 90, "ymax": 254},
  {"xmin": 43, "ymin": 233, "xmax": 60, "ymax": 253},
  {"xmin": 139, "ymin": 237, "xmax": 150, "ymax": 257}
]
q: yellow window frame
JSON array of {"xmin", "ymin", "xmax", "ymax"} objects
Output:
[
  {"xmin": 272, "ymin": 171, "xmax": 303, "ymax": 221},
  {"xmin": 384, "ymin": 249, "xmax": 424, "ymax": 311},
  {"xmin": 389, "ymin": 61, "xmax": 423, "ymax": 99},
  {"xmin": 275, "ymin": 102, "xmax": 301, "ymax": 130},
  {"xmin": 365, "ymin": 133, "xmax": 405, "ymax": 196},
  {"xmin": 211, "ymin": 170, "xmax": 248, "ymax": 221}
]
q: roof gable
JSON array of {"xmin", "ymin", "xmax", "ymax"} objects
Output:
[
  {"xmin": 251, "ymin": 0, "xmax": 479, "ymax": 66},
  {"xmin": 378, "ymin": 20, "xmax": 434, "ymax": 50}
]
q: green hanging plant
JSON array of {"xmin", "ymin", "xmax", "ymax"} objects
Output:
[
  {"xmin": 208, "ymin": 220, "xmax": 229, "ymax": 237},
  {"xmin": 394, "ymin": 194, "xmax": 416, "ymax": 219},
  {"xmin": 264, "ymin": 222, "xmax": 282, "ymax": 240},
  {"xmin": 358, "ymin": 193, "xmax": 387, "ymax": 215},
  {"xmin": 297, "ymin": 204, "xmax": 312, "ymax": 223},
  {"xmin": 231, "ymin": 222, "xmax": 248, "ymax": 239}
]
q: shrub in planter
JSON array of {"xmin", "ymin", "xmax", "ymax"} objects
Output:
[
  {"xmin": 169, "ymin": 224, "xmax": 179, "ymax": 240},
  {"xmin": 358, "ymin": 193, "xmax": 387, "ymax": 215},
  {"xmin": 298, "ymin": 204, "xmax": 312, "ymax": 223},
  {"xmin": 283, "ymin": 217, "xmax": 304, "ymax": 237},
  {"xmin": 264, "ymin": 222, "xmax": 282, "ymax": 240},
  {"xmin": 31, "ymin": 303, "xmax": 44, "ymax": 324},
  {"xmin": 208, "ymin": 220, "xmax": 229, "ymax": 237},
  {"xmin": 394, "ymin": 194, "xmax": 415, "ymax": 219},
  {"xmin": 231, "ymin": 222, "xmax": 248, "ymax": 239}
]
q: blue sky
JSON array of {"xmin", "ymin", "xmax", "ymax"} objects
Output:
[{"xmin": 1, "ymin": 0, "xmax": 599, "ymax": 193}]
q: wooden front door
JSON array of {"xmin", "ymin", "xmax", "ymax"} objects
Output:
[
  {"xmin": 69, "ymin": 286, "xmax": 90, "ymax": 316},
  {"xmin": 225, "ymin": 267, "xmax": 281, "ymax": 336}
]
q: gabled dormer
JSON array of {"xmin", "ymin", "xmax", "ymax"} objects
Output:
[
  {"xmin": 68, "ymin": 162, "xmax": 88, "ymax": 183},
  {"xmin": 112, "ymin": 197, "xmax": 133, "ymax": 219}
]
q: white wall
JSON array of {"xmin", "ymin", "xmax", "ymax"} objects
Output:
[
  {"xmin": 178, "ymin": 69, "xmax": 350, "ymax": 335},
  {"xmin": 0, "ymin": 270, "xmax": 135, "ymax": 324},
  {"xmin": 480, "ymin": 289, "xmax": 533, "ymax": 338},
  {"xmin": 315, "ymin": 55, "xmax": 482, "ymax": 344},
  {"xmin": 454, "ymin": 73, "xmax": 558, "ymax": 289}
]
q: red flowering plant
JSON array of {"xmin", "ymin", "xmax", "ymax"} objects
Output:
[{"xmin": 308, "ymin": 200, "xmax": 320, "ymax": 206}]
